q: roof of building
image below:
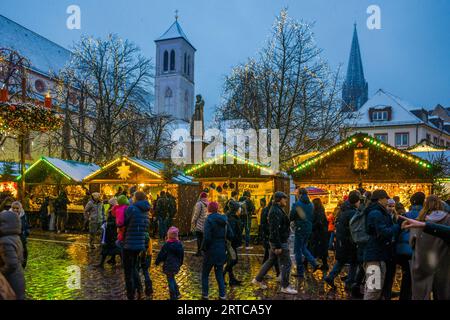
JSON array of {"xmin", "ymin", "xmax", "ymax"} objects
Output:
[
  {"xmin": 345, "ymin": 24, "xmax": 366, "ymax": 88},
  {"xmin": 21, "ymin": 157, "xmax": 100, "ymax": 183},
  {"xmin": 155, "ymin": 20, "xmax": 195, "ymax": 50},
  {"xmin": 350, "ymin": 89, "xmax": 447, "ymax": 133},
  {"xmin": 130, "ymin": 157, "xmax": 196, "ymax": 185},
  {"xmin": 0, "ymin": 14, "xmax": 72, "ymax": 76}
]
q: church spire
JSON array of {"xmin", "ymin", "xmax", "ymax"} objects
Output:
[{"xmin": 342, "ymin": 24, "xmax": 368, "ymax": 112}]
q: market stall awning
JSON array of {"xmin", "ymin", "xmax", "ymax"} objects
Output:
[
  {"xmin": 305, "ymin": 186, "xmax": 329, "ymax": 196},
  {"xmin": 83, "ymin": 156, "xmax": 197, "ymax": 185},
  {"xmin": 18, "ymin": 156, "xmax": 100, "ymax": 184},
  {"xmin": 289, "ymin": 133, "xmax": 433, "ymax": 184}
]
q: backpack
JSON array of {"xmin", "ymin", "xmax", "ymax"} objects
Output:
[
  {"xmin": 349, "ymin": 210, "xmax": 370, "ymax": 245},
  {"xmin": 239, "ymin": 200, "xmax": 248, "ymax": 216}
]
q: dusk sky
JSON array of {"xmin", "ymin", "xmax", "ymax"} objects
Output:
[{"xmin": 2, "ymin": 0, "xmax": 449, "ymax": 122}]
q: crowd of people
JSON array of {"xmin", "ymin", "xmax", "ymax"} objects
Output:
[{"xmin": 0, "ymin": 185, "xmax": 449, "ymax": 300}]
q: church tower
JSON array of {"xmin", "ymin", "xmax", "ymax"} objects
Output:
[
  {"xmin": 342, "ymin": 24, "xmax": 368, "ymax": 112},
  {"xmin": 154, "ymin": 14, "xmax": 196, "ymax": 122}
]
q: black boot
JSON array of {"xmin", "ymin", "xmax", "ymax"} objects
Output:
[
  {"xmin": 95, "ymin": 255, "xmax": 106, "ymax": 268},
  {"xmin": 228, "ymin": 271, "xmax": 242, "ymax": 286}
]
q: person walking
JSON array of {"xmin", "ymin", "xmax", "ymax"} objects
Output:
[
  {"xmin": 167, "ymin": 192, "xmax": 177, "ymax": 229},
  {"xmin": 260, "ymin": 196, "xmax": 280, "ymax": 278},
  {"xmin": 409, "ymin": 195, "xmax": 450, "ymax": 300},
  {"xmin": 395, "ymin": 192, "xmax": 425, "ymax": 300},
  {"xmin": 252, "ymin": 192, "xmax": 297, "ymax": 294},
  {"xmin": 324, "ymin": 191, "xmax": 360, "ymax": 290},
  {"xmin": 113, "ymin": 194, "xmax": 130, "ymax": 249},
  {"xmin": 311, "ymin": 198, "xmax": 329, "ymax": 271},
  {"xmin": 201, "ymin": 202, "xmax": 233, "ymax": 300},
  {"xmin": 39, "ymin": 197, "xmax": 50, "ymax": 231},
  {"xmin": 290, "ymin": 188, "xmax": 319, "ymax": 277},
  {"xmin": 239, "ymin": 191, "xmax": 255, "ymax": 249},
  {"xmin": 84, "ymin": 192, "xmax": 104, "ymax": 250},
  {"xmin": 54, "ymin": 191, "xmax": 70, "ymax": 234},
  {"xmin": 224, "ymin": 200, "xmax": 243, "ymax": 286},
  {"xmin": 155, "ymin": 226, "xmax": 184, "ymax": 300},
  {"xmin": 10, "ymin": 202, "xmax": 29, "ymax": 269},
  {"xmin": 191, "ymin": 192, "xmax": 208, "ymax": 257},
  {"xmin": 96, "ymin": 198, "xmax": 120, "ymax": 268},
  {"xmin": 138, "ymin": 233, "xmax": 153, "ymax": 296},
  {"xmin": 0, "ymin": 210, "xmax": 25, "ymax": 300},
  {"xmin": 155, "ymin": 191, "xmax": 170, "ymax": 240},
  {"xmin": 327, "ymin": 203, "xmax": 339, "ymax": 251},
  {"xmin": 362, "ymin": 189, "xmax": 400, "ymax": 300},
  {"xmin": 122, "ymin": 191, "xmax": 150, "ymax": 300}
]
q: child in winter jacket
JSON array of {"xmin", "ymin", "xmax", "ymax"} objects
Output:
[
  {"xmin": 113, "ymin": 195, "xmax": 129, "ymax": 245},
  {"xmin": 155, "ymin": 226, "xmax": 184, "ymax": 300}
]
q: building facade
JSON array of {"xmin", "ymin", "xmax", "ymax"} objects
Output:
[{"xmin": 154, "ymin": 18, "xmax": 196, "ymax": 123}]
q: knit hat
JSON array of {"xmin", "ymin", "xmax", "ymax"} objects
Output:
[
  {"xmin": 91, "ymin": 192, "xmax": 101, "ymax": 200},
  {"xmin": 274, "ymin": 191, "xmax": 288, "ymax": 201},
  {"xmin": 208, "ymin": 201, "xmax": 219, "ymax": 213},
  {"xmin": 200, "ymin": 192, "xmax": 208, "ymax": 199},
  {"xmin": 387, "ymin": 199, "xmax": 396, "ymax": 206},
  {"xmin": 167, "ymin": 226, "xmax": 179, "ymax": 240},
  {"xmin": 117, "ymin": 194, "xmax": 129, "ymax": 206}
]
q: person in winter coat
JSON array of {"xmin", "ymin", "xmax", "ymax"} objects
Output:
[
  {"xmin": 96, "ymin": 198, "xmax": 120, "ymax": 268},
  {"xmin": 327, "ymin": 203, "xmax": 339, "ymax": 250},
  {"xmin": 54, "ymin": 191, "xmax": 70, "ymax": 233},
  {"xmin": 260, "ymin": 196, "xmax": 280, "ymax": 277},
  {"xmin": 166, "ymin": 192, "xmax": 177, "ymax": 229},
  {"xmin": 155, "ymin": 191, "xmax": 170, "ymax": 240},
  {"xmin": 253, "ymin": 192, "xmax": 297, "ymax": 295},
  {"xmin": 311, "ymin": 198, "xmax": 329, "ymax": 271},
  {"xmin": 224, "ymin": 200, "xmax": 243, "ymax": 286},
  {"xmin": 191, "ymin": 192, "xmax": 209, "ymax": 257},
  {"xmin": 39, "ymin": 197, "xmax": 50, "ymax": 231},
  {"xmin": 156, "ymin": 226, "xmax": 184, "ymax": 300},
  {"xmin": 0, "ymin": 210, "xmax": 25, "ymax": 300},
  {"xmin": 324, "ymin": 191, "xmax": 360, "ymax": 290},
  {"xmin": 84, "ymin": 192, "xmax": 105, "ymax": 249},
  {"xmin": 122, "ymin": 191, "xmax": 150, "ymax": 300},
  {"xmin": 409, "ymin": 195, "xmax": 450, "ymax": 300},
  {"xmin": 0, "ymin": 271, "xmax": 16, "ymax": 300},
  {"xmin": 363, "ymin": 189, "xmax": 400, "ymax": 300},
  {"xmin": 138, "ymin": 233, "xmax": 153, "ymax": 296},
  {"xmin": 113, "ymin": 194, "xmax": 129, "ymax": 247},
  {"xmin": 10, "ymin": 201, "xmax": 29, "ymax": 269},
  {"xmin": 289, "ymin": 188, "xmax": 319, "ymax": 277},
  {"xmin": 394, "ymin": 192, "xmax": 425, "ymax": 300},
  {"xmin": 239, "ymin": 191, "xmax": 256, "ymax": 249},
  {"xmin": 201, "ymin": 202, "xmax": 233, "ymax": 300}
]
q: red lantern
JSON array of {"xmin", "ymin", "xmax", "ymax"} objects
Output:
[{"xmin": 44, "ymin": 93, "xmax": 52, "ymax": 108}]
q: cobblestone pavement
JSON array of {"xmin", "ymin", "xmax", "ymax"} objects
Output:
[{"xmin": 24, "ymin": 231, "xmax": 402, "ymax": 300}]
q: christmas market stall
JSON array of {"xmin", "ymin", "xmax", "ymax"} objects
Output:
[
  {"xmin": 290, "ymin": 133, "xmax": 434, "ymax": 213},
  {"xmin": 82, "ymin": 156, "xmax": 200, "ymax": 235},
  {"xmin": 184, "ymin": 152, "xmax": 290, "ymax": 235},
  {"xmin": 18, "ymin": 156, "xmax": 100, "ymax": 229},
  {"xmin": 0, "ymin": 161, "xmax": 24, "ymax": 200}
]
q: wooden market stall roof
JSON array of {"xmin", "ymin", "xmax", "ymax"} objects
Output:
[
  {"xmin": 83, "ymin": 156, "xmax": 197, "ymax": 185},
  {"xmin": 407, "ymin": 139, "xmax": 450, "ymax": 165},
  {"xmin": 18, "ymin": 156, "xmax": 100, "ymax": 184},
  {"xmin": 183, "ymin": 152, "xmax": 287, "ymax": 180},
  {"xmin": 289, "ymin": 133, "xmax": 434, "ymax": 184}
]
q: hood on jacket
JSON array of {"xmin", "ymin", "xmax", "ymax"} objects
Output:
[
  {"xmin": 300, "ymin": 193, "xmax": 310, "ymax": 204},
  {"xmin": 208, "ymin": 212, "xmax": 227, "ymax": 226},
  {"xmin": 0, "ymin": 210, "xmax": 21, "ymax": 236},
  {"xmin": 425, "ymin": 210, "xmax": 448, "ymax": 223},
  {"xmin": 227, "ymin": 200, "xmax": 241, "ymax": 216},
  {"xmin": 133, "ymin": 200, "xmax": 151, "ymax": 212}
]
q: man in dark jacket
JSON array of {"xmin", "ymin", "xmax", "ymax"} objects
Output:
[
  {"xmin": 252, "ymin": 192, "xmax": 297, "ymax": 295},
  {"xmin": 166, "ymin": 192, "xmax": 177, "ymax": 229},
  {"xmin": 239, "ymin": 191, "xmax": 255, "ymax": 249},
  {"xmin": 260, "ymin": 197, "xmax": 280, "ymax": 276},
  {"xmin": 289, "ymin": 188, "xmax": 319, "ymax": 277},
  {"xmin": 54, "ymin": 191, "xmax": 69, "ymax": 233},
  {"xmin": 224, "ymin": 200, "xmax": 243, "ymax": 286},
  {"xmin": 324, "ymin": 191, "xmax": 360, "ymax": 290},
  {"xmin": 0, "ymin": 210, "xmax": 25, "ymax": 300},
  {"xmin": 201, "ymin": 202, "xmax": 233, "ymax": 300},
  {"xmin": 122, "ymin": 191, "xmax": 150, "ymax": 300},
  {"xmin": 363, "ymin": 189, "xmax": 400, "ymax": 300},
  {"xmin": 155, "ymin": 191, "xmax": 170, "ymax": 240}
]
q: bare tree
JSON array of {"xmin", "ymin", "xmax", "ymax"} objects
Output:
[
  {"xmin": 215, "ymin": 9, "xmax": 353, "ymax": 166},
  {"xmin": 56, "ymin": 34, "xmax": 154, "ymax": 163}
]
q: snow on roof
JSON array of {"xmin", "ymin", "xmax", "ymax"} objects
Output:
[
  {"xmin": 130, "ymin": 158, "xmax": 197, "ymax": 185},
  {"xmin": 155, "ymin": 20, "xmax": 195, "ymax": 50},
  {"xmin": 43, "ymin": 157, "xmax": 100, "ymax": 182},
  {"xmin": 0, "ymin": 15, "xmax": 72, "ymax": 76},
  {"xmin": 350, "ymin": 89, "xmax": 442, "ymax": 130}
]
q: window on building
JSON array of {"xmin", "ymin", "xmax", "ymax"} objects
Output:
[
  {"xmin": 170, "ymin": 50, "xmax": 175, "ymax": 71},
  {"xmin": 426, "ymin": 133, "xmax": 431, "ymax": 141},
  {"xmin": 164, "ymin": 87, "xmax": 173, "ymax": 112},
  {"xmin": 447, "ymin": 141, "xmax": 450, "ymax": 148},
  {"xmin": 433, "ymin": 136, "xmax": 439, "ymax": 145},
  {"xmin": 440, "ymin": 139, "xmax": 444, "ymax": 146},
  {"xmin": 163, "ymin": 51, "xmax": 169, "ymax": 72},
  {"xmin": 372, "ymin": 110, "xmax": 388, "ymax": 121},
  {"xmin": 184, "ymin": 53, "xmax": 187, "ymax": 74},
  {"xmin": 395, "ymin": 133, "xmax": 409, "ymax": 147},
  {"xmin": 187, "ymin": 55, "xmax": 191, "ymax": 76},
  {"xmin": 374, "ymin": 133, "xmax": 388, "ymax": 143},
  {"xmin": 184, "ymin": 91, "xmax": 189, "ymax": 116}
]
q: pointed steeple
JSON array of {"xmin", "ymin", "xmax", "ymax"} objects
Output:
[
  {"xmin": 155, "ymin": 18, "xmax": 196, "ymax": 51},
  {"xmin": 342, "ymin": 24, "xmax": 368, "ymax": 112}
]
